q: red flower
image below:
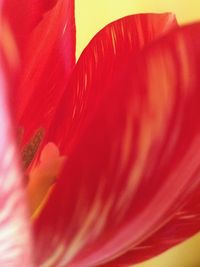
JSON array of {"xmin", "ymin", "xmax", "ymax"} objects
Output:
[{"xmin": 1, "ymin": 1, "xmax": 200, "ymax": 266}]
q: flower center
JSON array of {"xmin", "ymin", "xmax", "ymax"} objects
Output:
[{"xmin": 19, "ymin": 128, "xmax": 65, "ymax": 217}]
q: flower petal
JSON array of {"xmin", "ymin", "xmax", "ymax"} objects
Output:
[
  {"xmin": 0, "ymin": 54, "xmax": 32, "ymax": 265},
  {"xmin": 3, "ymin": 0, "xmax": 62, "ymax": 56},
  {"xmin": 96, "ymin": 22, "xmax": 200, "ymax": 266},
  {"xmin": 89, "ymin": 22, "xmax": 200, "ymax": 266},
  {"xmin": 49, "ymin": 22, "xmax": 200, "ymax": 265},
  {"xmin": 48, "ymin": 13, "xmax": 177, "ymax": 153},
  {"xmin": 31, "ymin": 14, "xmax": 181, "ymax": 266},
  {"xmin": 3, "ymin": 0, "xmax": 76, "ymax": 145}
]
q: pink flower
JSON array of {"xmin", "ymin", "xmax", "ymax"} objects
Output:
[{"xmin": 1, "ymin": 1, "xmax": 200, "ymax": 266}]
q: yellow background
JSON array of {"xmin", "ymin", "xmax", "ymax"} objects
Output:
[
  {"xmin": 75, "ymin": 0, "xmax": 200, "ymax": 57},
  {"xmin": 75, "ymin": 1, "xmax": 200, "ymax": 266}
]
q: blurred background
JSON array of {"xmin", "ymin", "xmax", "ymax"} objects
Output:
[
  {"xmin": 75, "ymin": 0, "xmax": 200, "ymax": 58},
  {"xmin": 75, "ymin": 1, "xmax": 200, "ymax": 266}
]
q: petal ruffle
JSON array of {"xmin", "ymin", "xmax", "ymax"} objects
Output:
[
  {"xmin": 3, "ymin": 0, "xmax": 76, "ymax": 145},
  {"xmin": 32, "ymin": 14, "xmax": 181, "ymax": 266}
]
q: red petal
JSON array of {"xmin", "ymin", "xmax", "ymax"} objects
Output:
[
  {"xmin": 3, "ymin": 0, "xmax": 60, "ymax": 56},
  {"xmin": 96, "ymin": 22, "xmax": 200, "ymax": 266},
  {"xmin": 48, "ymin": 13, "xmax": 177, "ymax": 153},
  {"xmin": 3, "ymin": 0, "xmax": 76, "ymax": 144},
  {"xmin": 99, "ymin": 24, "xmax": 200, "ymax": 263},
  {"xmin": 31, "ymin": 14, "xmax": 181, "ymax": 266},
  {"xmin": 0, "ymin": 56, "xmax": 32, "ymax": 265}
]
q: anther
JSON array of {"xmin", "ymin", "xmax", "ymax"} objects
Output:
[{"xmin": 21, "ymin": 128, "xmax": 44, "ymax": 169}]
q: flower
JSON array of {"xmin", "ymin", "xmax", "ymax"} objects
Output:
[{"xmin": 1, "ymin": 0, "xmax": 200, "ymax": 266}]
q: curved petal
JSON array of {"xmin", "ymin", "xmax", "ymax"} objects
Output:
[
  {"xmin": 84, "ymin": 22, "xmax": 200, "ymax": 266},
  {"xmin": 40, "ymin": 21, "xmax": 200, "ymax": 266},
  {"xmin": 32, "ymin": 14, "xmax": 180, "ymax": 266},
  {"xmin": 0, "ymin": 53, "xmax": 32, "ymax": 265},
  {"xmin": 48, "ymin": 13, "xmax": 177, "ymax": 153},
  {"xmin": 3, "ymin": 0, "xmax": 76, "ymax": 145},
  {"xmin": 98, "ymin": 23, "xmax": 200, "ymax": 266},
  {"xmin": 104, "ymin": 193, "xmax": 200, "ymax": 265}
]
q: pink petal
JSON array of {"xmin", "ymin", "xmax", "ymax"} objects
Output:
[
  {"xmin": 0, "ymin": 54, "xmax": 32, "ymax": 265},
  {"xmin": 32, "ymin": 14, "xmax": 181, "ymax": 266}
]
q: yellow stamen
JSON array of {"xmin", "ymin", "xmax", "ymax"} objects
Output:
[{"xmin": 27, "ymin": 142, "xmax": 65, "ymax": 217}]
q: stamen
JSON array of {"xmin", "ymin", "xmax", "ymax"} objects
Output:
[
  {"xmin": 27, "ymin": 142, "xmax": 66, "ymax": 216},
  {"xmin": 21, "ymin": 128, "xmax": 44, "ymax": 169}
]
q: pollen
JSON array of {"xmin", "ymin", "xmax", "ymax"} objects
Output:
[{"xmin": 21, "ymin": 128, "xmax": 44, "ymax": 169}]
